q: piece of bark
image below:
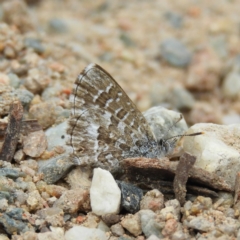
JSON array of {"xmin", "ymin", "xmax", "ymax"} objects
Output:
[
  {"xmin": 173, "ymin": 153, "xmax": 196, "ymax": 205},
  {"xmin": 0, "ymin": 119, "xmax": 41, "ymax": 141},
  {"xmin": 234, "ymin": 172, "xmax": 240, "ymax": 205},
  {"xmin": 122, "ymin": 157, "xmax": 232, "ymax": 192},
  {"xmin": 0, "ymin": 100, "xmax": 23, "ymax": 162},
  {"xmin": 136, "ymin": 180, "xmax": 219, "ymax": 199}
]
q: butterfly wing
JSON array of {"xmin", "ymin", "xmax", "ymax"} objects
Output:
[{"xmin": 67, "ymin": 63, "xmax": 157, "ymax": 171}]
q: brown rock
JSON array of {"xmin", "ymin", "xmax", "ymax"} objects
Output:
[
  {"xmin": 53, "ymin": 189, "xmax": 90, "ymax": 213},
  {"xmin": 23, "ymin": 130, "xmax": 47, "ymax": 157}
]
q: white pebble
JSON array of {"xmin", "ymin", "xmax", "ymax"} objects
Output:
[{"xmin": 90, "ymin": 168, "xmax": 121, "ymax": 216}]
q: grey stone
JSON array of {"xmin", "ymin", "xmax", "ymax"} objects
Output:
[
  {"xmin": 11, "ymin": 89, "xmax": 34, "ymax": 109},
  {"xmin": 49, "ymin": 18, "xmax": 68, "ymax": 33},
  {"xmin": 24, "ymin": 38, "xmax": 45, "ymax": 54},
  {"xmin": 38, "ymin": 154, "xmax": 74, "ymax": 184},
  {"xmin": 160, "ymin": 38, "xmax": 192, "ymax": 67},
  {"xmin": 8, "ymin": 73, "xmax": 21, "ymax": 89},
  {"xmin": 139, "ymin": 209, "xmax": 164, "ymax": 238}
]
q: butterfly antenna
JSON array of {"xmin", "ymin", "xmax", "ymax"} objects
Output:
[{"xmin": 165, "ymin": 131, "xmax": 204, "ymax": 142}]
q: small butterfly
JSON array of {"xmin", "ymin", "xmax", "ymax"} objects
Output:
[{"xmin": 67, "ymin": 64, "xmax": 199, "ymax": 173}]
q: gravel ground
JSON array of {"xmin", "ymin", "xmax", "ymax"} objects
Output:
[{"xmin": 1, "ymin": 0, "xmax": 240, "ymax": 239}]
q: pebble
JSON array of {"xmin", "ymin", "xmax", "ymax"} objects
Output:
[
  {"xmin": 36, "ymin": 207, "xmax": 64, "ymax": 227},
  {"xmin": 26, "ymin": 190, "xmax": 45, "ymax": 211},
  {"xmin": 164, "ymin": 11, "xmax": 183, "ymax": 29},
  {"xmin": 160, "ymin": 38, "xmax": 192, "ymax": 68},
  {"xmin": 121, "ymin": 213, "xmax": 142, "ymax": 237},
  {"xmin": 110, "ymin": 223, "xmax": 125, "ymax": 237},
  {"xmin": 102, "ymin": 214, "xmax": 121, "ymax": 226},
  {"xmin": 23, "ymin": 130, "xmax": 47, "ymax": 157},
  {"xmin": 82, "ymin": 212, "xmax": 100, "ymax": 228},
  {"xmin": 38, "ymin": 154, "xmax": 74, "ymax": 184},
  {"xmin": 0, "ymin": 209, "xmax": 31, "ymax": 235},
  {"xmin": 90, "ymin": 168, "xmax": 121, "ymax": 216},
  {"xmin": 8, "ymin": 73, "xmax": 21, "ymax": 89},
  {"xmin": 0, "ymin": 168, "xmax": 25, "ymax": 179},
  {"xmin": 149, "ymin": 83, "xmax": 169, "ymax": 106},
  {"xmin": 138, "ymin": 210, "xmax": 163, "ymax": 238},
  {"xmin": 65, "ymin": 226, "xmax": 108, "ymax": 240},
  {"xmin": 53, "ymin": 189, "xmax": 90, "ymax": 213},
  {"xmin": 24, "ymin": 38, "xmax": 45, "ymax": 54},
  {"xmin": 222, "ymin": 71, "xmax": 240, "ymax": 99},
  {"xmin": 45, "ymin": 121, "xmax": 68, "ymax": 151},
  {"xmin": 140, "ymin": 189, "xmax": 164, "ymax": 213},
  {"xmin": 117, "ymin": 181, "xmax": 143, "ymax": 213},
  {"xmin": 143, "ymin": 106, "xmax": 188, "ymax": 155},
  {"xmin": 29, "ymin": 102, "xmax": 59, "ymax": 129},
  {"xmin": 66, "ymin": 166, "xmax": 91, "ymax": 190},
  {"xmin": 49, "ymin": 18, "xmax": 68, "ymax": 33},
  {"xmin": 183, "ymin": 123, "xmax": 240, "ymax": 188},
  {"xmin": 11, "ymin": 89, "xmax": 34, "ymax": 110},
  {"xmin": 189, "ymin": 101, "xmax": 222, "ymax": 124},
  {"xmin": 186, "ymin": 47, "xmax": 222, "ymax": 91},
  {"xmin": 169, "ymin": 86, "xmax": 195, "ymax": 110},
  {"xmin": 24, "ymin": 68, "xmax": 50, "ymax": 94}
]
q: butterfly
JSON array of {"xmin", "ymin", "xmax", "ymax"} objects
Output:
[{"xmin": 67, "ymin": 63, "xmax": 196, "ymax": 173}]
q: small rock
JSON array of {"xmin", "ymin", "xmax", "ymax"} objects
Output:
[
  {"xmin": 160, "ymin": 38, "xmax": 192, "ymax": 68},
  {"xmin": 49, "ymin": 19, "xmax": 68, "ymax": 33},
  {"xmin": 29, "ymin": 102, "xmax": 58, "ymax": 129},
  {"xmin": 164, "ymin": 199, "xmax": 181, "ymax": 220},
  {"xmin": 185, "ymin": 216, "xmax": 214, "ymax": 232},
  {"xmin": 121, "ymin": 213, "xmax": 142, "ymax": 237},
  {"xmin": 3, "ymin": 45, "xmax": 16, "ymax": 58},
  {"xmin": 117, "ymin": 181, "xmax": 143, "ymax": 213},
  {"xmin": 143, "ymin": 106, "xmax": 188, "ymax": 156},
  {"xmin": 162, "ymin": 218, "xmax": 179, "ymax": 237},
  {"xmin": 90, "ymin": 168, "xmax": 121, "ymax": 216},
  {"xmin": 186, "ymin": 47, "xmax": 222, "ymax": 91},
  {"xmin": 0, "ymin": 209, "xmax": 30, "ymax": 234},
  {"xmin": 36, "ymin": 208, "xmax": 64, "ymax": 227},
  {"xmin": 97, "ymin": 220, "xmax": 110, "ymax": 233},
  {"xmin": 37, "ymin": 228, "xmax": 65, "ymax": 240},
  {"xmin": 110, "ymin": 223, "xmax": 125, "ymax": 237},
  {"xmin": 24, "ymin": 38, "xmax": 45, "ymax": 54},
  {"xmin": 23, "ymin": 130, "xmax": 47, "ymax": 157},
  {"xmin": 8, "ymin": 73, "xmax": 21, "ymax": 89},
  {"xmin": 138, "ymin": 210, "xmax": 163, "ymax": 238},
  {"xmin": 189, "ymin": 101, "xmax": 222, "ymax": 124},
  {"xmin": 140, "ymin": 189, "xmax": 164, "ymax": 212},
  {"xmin": 222, "ymin": 71, "xmax": 240, "ymax": 99},
  {"xmin": 183, "ymin": 123, "xmax": 240, "ymax": 188},
  {"xmin": 38, "ymin": 154, "xmax": 74, "ymax": 184},
  {"xmin": 102, "ymin": 214, "xmax": 121, "ymax": 226},
  {"xmin": 65, "ymin": 226, "xmax": 108, "ymax": 240},
  {"xmin": 45, "ymin": 121, "xmax": 68, "ymax": 151},
  {"xmin": 66, "ymin": 167, "xmax": 91, "ymax": 190},
  {"xmin": 12, "ymin": 89, "xmax": 34, "ymax": 110},
  {"xmin": 149, "ymin": 83, "xmax": 169, "ymax": 106},
  {"xmin": 53, "ymin": 189, "xmax": 90, "ymax": 213},
  {"xmin": 0, "ymin": 199, "xmax": 8, "ymax": 211},
  {"xmin": 14, "ymin": 149, "xmax": 25, "ymax": 163},
  {"xmin": 82, "ymin": 212, "xmax": 100, "ymax": 228},
  {"xmin": 0, "ymin": 168, "xmax": 25, "ymax": 179},
  {"xmin": 164, "ymin": 11, "xmax": 183, "ymax": 29},
  {"xmin": 24, "ymin": 68, "xmax": 50, "ymax": 94},
  {"xmin": 146, "ymin": 235, "xmax": 160, "ymax": 240},
  {"xmin": 169, "ymin": 86, "xmax": 195, "ymax": 110},
  {"xmin": 26, "ymin": 190, "xmax": 45, "ymax": 211}
]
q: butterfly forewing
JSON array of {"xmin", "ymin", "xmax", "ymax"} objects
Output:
[{"xmin": 67, "ymin": 63, "xmax": 157, "ymax": 171}]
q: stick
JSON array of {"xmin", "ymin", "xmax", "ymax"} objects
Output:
[{"xmin": 0, "ymin": 100, "xmax": 23, "ymax": 162}]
